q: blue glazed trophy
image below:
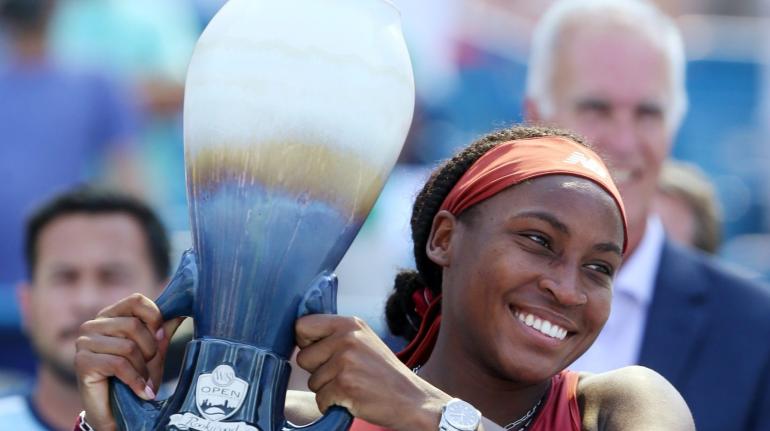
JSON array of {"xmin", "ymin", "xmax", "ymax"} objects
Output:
[{"xmin": 108, "ymin": 0, "xmax": 414, "ymax": 429}]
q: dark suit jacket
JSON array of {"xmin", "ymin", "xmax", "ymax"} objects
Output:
[{"xmin": 638, "ymin": 240, "xmax": 770, "ymax": 431}]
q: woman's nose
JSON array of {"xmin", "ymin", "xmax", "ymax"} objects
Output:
[{"xmin": 537, "ymin": 272, "xmax": 588, "ymax": 306}]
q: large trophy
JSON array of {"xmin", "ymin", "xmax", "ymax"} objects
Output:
[{"xmin": 108, "ymin": 0, "xmax": 414, "ymax": 429}]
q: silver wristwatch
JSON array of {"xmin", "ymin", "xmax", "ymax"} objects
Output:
[{"xmin": 439, "ymin": 398, "xmax": 482, "ymax": 431}]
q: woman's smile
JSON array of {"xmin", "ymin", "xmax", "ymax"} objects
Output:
[{"xmin": 511, "ymin": 307, "xmax": 569, "ymax": 341}]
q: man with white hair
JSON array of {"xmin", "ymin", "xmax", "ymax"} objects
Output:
[{"xmin": 524, "ymin": 1, "xmax": 770, "ymax": 430}]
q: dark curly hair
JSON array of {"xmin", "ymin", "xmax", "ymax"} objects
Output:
[{"xmin": 384, "ymin": 125, "xmax": 594, "ymax": 341}]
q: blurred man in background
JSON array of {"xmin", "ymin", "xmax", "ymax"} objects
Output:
[
  {"xmin": 524, "ymin": 1, "xmax": 770, "ymax": 429},
  {"xmin": 0, "ymin": 0, "xmax": 141, "ymax": 345},
  {"xmin": 654, "ymin": 158, "xmax": 722, "ymax": 254},
  {"xmin": 0, "ymin": 188, "xmax": 170, "ymax": 430}
]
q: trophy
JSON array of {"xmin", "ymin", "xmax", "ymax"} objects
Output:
[{"xmin": 108, "ymin": 0, "xmax": 414, "ymax": 429}]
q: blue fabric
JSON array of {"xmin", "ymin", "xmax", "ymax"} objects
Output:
[
  {"xmin": 0, "ymin": 56, "xmax": 138, "ymax": 287},
  {"xmin": 638, "ymin": 240, "xmax": 770, "ymax": 431}
]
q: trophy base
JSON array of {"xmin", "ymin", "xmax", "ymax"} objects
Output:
[{"xmin": 164, "ymin": 339, "xmax": 292, "ymax": 431}]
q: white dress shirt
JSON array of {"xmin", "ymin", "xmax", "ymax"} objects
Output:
[{"xmin": 568, "ymin": 216, "xmax": 665, "ymax": 373}]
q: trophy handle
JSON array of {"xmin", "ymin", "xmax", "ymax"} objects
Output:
[
  {"xmin": 109, "ymin": 249, "xmax": 199, "ymax": 431},
  {"xmin": 285, "ymin": 272, "xmax": 353, "ymax": 431},
  {"xmin": 155, "ymin": 248, "xmax": 198, "ymax": 321}
]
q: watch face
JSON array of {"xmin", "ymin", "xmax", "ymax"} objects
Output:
[{"xmin": 445, "ymin": 399, "xmax": 481, "ymax": 430}]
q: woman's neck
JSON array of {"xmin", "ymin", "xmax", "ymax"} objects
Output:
[{"xmin": 417, "ymin": 335, "xmax": 551, "ymax": 428}]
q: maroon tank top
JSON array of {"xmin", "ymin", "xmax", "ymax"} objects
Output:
[{"xmin": 349, "ymin": 370, "xmax": 581, "ymax": 431}]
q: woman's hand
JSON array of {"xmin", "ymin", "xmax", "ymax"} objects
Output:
[
  {"xmin": 74, "ymin": 293, "xmax": 184, "ymax": 431},
  {"xmin": 294, "ymin": 314, "xmax": 452, "ymax": 431}
]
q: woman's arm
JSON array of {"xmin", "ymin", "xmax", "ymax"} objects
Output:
[
  {"xmin": 578, "ymin": 366, "xmax": 695, "ymax": 431},
  {"xmin": 286, "ymin": 389, "xmax": 506, "ymax": 431},
  {"xmin": 286, "ymin": 391, "xmax": 506, "ymax": 431},
  {"xmin": 294, "ymin": 314, "xmax": 508, "ymax": 431}
]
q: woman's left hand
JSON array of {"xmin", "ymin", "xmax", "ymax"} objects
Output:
[{"xmin": 295, "ymin": 314, "xmax": 451, "ymax": 431}]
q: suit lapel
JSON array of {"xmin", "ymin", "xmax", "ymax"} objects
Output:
[{"xmin": 637, "ymin": 241, "xmax": 709, "ymax": 385}]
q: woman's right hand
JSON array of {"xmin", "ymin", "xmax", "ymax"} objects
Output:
[
  {"xmin": 74, "ymin": 293, "xmax": 184, "ymax": 431},
  {"xmin": 295, "ymin": 315, "xmax": 452, "ymax": 431}
]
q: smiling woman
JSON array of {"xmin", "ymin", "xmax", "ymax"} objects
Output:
[
  {"xmin": 296, "ymin": 125, "xmax": 692, "ymax": 431},
  {"xmin": 72, "ymin": 126, "xmax": 694, "ymax": 431}
]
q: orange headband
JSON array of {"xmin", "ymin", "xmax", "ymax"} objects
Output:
[{"xmin": 439, "ymin": 136, "xmax": 628, "ymax": 253}]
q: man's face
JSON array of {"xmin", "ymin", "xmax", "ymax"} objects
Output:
[
  {"xmin": 20, "ymin": 213, "xmax": 164, "ymax": 384},
  {"xmin": 532, "ymin": 25, "xmax": 676, "ymax": 252}
]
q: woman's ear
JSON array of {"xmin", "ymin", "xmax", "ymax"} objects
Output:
[{"xmin": 426, "ymin": 210, "xmax": 456, "ymax": 267}]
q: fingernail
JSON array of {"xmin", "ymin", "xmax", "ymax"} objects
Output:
[
  {"xmin": 147, "ymin": 378, "xmax": 155, "ymax": 391},
  {"xmin": 144, "ymin": 384, "xmax": 156, "ymax": 400},
  {"xmin": 155, "ymin": 327, "xmax": 164, "ymax": 341}
]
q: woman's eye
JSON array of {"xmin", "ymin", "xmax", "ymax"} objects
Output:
[
  {"xmin": 524, "ymin": 233, "xmax": 551, "ymax": 249},
  {"xmin": 585, "ymin": 262, "xmax": 613, "ymax": 276}
]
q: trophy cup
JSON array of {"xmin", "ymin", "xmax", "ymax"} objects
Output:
[{"xmin": 108, "ymin": 0, "xmax": 414, "ymax": 429}]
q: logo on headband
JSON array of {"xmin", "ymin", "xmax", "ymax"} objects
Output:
[{"xmin": 563, "ymin": 152, "xmax": 608, "ymax": 179}]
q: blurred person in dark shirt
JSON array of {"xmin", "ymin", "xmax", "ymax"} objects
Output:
[
  {"xmin": 0, "ymin": 187, "xmax": 170, "ymax": 430},
  {"xmin": 0, "ymin": 0, "xmax": 141, "ymax": 323}
]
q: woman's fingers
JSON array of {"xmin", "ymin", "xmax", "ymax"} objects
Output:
[
  {"xmin": 296, "ymin": 315, "xmax": 386, "ymax": 411},
  {"xmin": 314, "ymin": 378, "xmax": 356, "ymax": 416},
  {"xmin": 80, "ymin": 316, "xmax": 158, "ymax": 361},
  {"xmin": 295, "ymin": 333, "xmax": 337, "ymax": 374},
  {"xmin": 304, "ymin": 348, "xmax": 342, "ymax": 394},
  {"xmin": 146, "ymin": 317, "xmax": 187, "ymax": 388},
  {"xmin": 295, "ymin": 314, "xmax": 369, "ymax": 350},
  {"xmin": 85, "ymin": 351, "xmax": 153, "ymax": 399},
  {"xmin": 75, "ymin": 293, "xmax": 168, "ymax": 430},
  {"xmin": 295, "ymin": 314, "xmax": 339, "ymax": 348},
  {"xmin": 310, "ymin": 348, "xmax": 413, "ymax": 421},
  {"xmin": 295, "ymin": 315, "xmax": 383, "ymax": 372},
  {"xmin": 75, "ymin": 348, "xmax": 155, "ymax": 431},
  {"xmin": 98, "ymin": 293, "xmax": 164, "ymax": 333},
  {"xmin": 304, "ymin": 339, "xmax": 393, "ymax": 413},
  {"xmin": 76, "ymin": 333, "xmax": 150, "ymax": 382}
]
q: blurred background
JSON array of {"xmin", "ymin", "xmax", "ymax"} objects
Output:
[{"xmin": 1, "ymin": 0, "xmax": 769, "ymax": 387}]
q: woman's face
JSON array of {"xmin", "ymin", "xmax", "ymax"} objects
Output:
[{"xmin": 432, "ymin": 175, "xmax": 624, "ymax": 384}]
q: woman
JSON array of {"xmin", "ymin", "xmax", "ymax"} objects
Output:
[{"xmin": 74, "ymin": 126, "xmax": 694, "ymax": 430}]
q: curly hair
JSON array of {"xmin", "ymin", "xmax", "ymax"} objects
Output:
[{"xmin": 384, "ymin": 125, "xmax": 593, "ymax": 341}]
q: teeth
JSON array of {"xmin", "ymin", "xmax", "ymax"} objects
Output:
[
  {"xmin": 514, "ymin": 310, "xmax": 568, "ymax": 341},
  {"xmin": 542, "ymin": 321, "xmax": 552, "ymax": 333}
]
